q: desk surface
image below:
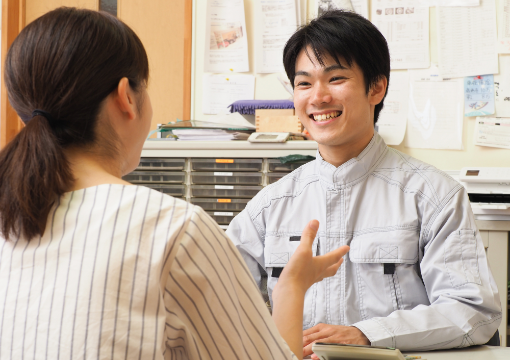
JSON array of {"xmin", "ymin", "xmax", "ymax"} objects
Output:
[{"xmin": 407, "ymin": 346, "xmax": 510, "ymax": 359}]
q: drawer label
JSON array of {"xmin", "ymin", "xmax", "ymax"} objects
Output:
[
  {"xmin": 215, "ymin": 185, "xmax": 234, "ymax": 189},
  {"xmin": 214, "ymin": 172, "xmax": 233, "ymax": 176},
  {"xmin": 214, "ymin": 212, "xmax": 234, "ymax": 216},
  {"xmin": 217, "ymin": 199, "xmax": 232, "ymax": 203},
  {"xmin": 216, "ymin": 159, "xmax": 234, "ymax": 163}
]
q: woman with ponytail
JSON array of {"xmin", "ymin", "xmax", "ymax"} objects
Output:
[{"xmin": 0, "ymin": 7, "xmax": 348, "ymax": 360}]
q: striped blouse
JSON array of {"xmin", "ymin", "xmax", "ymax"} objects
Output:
[{"xmin": 0, "ymin": 184, "xmax": 296, "ymax": 360}]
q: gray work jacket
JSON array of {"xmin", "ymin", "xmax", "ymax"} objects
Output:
[{"xmin": 226, "ymin": 133, "xmax": 502, "ymax": 351}]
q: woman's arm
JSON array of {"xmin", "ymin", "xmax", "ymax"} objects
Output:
[{"xmin": 272, "ymin": 220, "xmax": 349, "ymax": 359}]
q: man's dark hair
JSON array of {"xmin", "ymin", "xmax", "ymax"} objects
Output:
[{"xmin": 283, "ymin": 10, "xmax": 390, "ymax": 124}]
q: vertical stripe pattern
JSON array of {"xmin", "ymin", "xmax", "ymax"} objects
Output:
[{"xmin": 0, "ymin": 184, "xmax": 296, "ymax": 360}]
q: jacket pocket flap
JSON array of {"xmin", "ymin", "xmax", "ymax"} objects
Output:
[
  {"xmin": 349, "ymin": 229, "xmax": 419, "ymax": 264},
  {"xmin": 264, "ymin": 235, "xmax": 317, "ymax": 267}
]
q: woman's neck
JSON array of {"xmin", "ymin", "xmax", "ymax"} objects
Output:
[{"xmin": 64, "ymin": 148, "xmax": 131, "ymax": 191}]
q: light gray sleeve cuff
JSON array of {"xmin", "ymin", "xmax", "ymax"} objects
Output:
[{"xmin": 352, "ymin": 318, "xmax": 395, "ymax": 348}]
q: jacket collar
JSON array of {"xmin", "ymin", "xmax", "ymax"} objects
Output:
[{"xmin": 315, "ymin": 132, "xmax": 388, "ymax": 189}]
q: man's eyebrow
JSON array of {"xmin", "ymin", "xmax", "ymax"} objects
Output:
[
  {"xmin": 324, "ymin": 64, "xmax": 348, "ymax": 72},
  {"xmin": 295, "ymin": 70, "xmax": 310, "ymax": 77}
]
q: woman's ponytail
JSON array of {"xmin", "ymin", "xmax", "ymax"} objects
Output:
[{"xmin": 0, "ymin": 115, "xmax": 73, "ymax": 240}]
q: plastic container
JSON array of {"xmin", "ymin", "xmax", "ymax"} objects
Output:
[
  {"xmin": 191, "ymin": 198, "xmax": 249, "ymax": 211},
  {"xmin": 268, "ymin": 158, "xmax": 313, "ymax": 172},
  {"xmin": 190, "ymin": 185, "xmax": 262, "ymax": 198},
  {"xmin": 190, "ymin": 158, "xmax": 262, "ymax": 172},
  {"xmin": 267, "ymin": 172, "xmax": 288, "ymax": 184},
  {"xmin": 137, "ymin": 158, "xmax": 186, "ymax": 171},
  {"xmin": 122, "ymin": 171, "xmax": 185, "ymax": 184},
  {"xmin": 206, "ymin": 211, "xmax": 240, "ymax": 225},
  {"xmin": 142, "ymin": 184, "xmax": 186, "ymax": 197},
  {"xmin": 190, "ymin": 172, "xmax": 263, "ymax": 185}
]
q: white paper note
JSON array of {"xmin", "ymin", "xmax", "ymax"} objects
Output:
[
  {"xmin": 202, "ymin": 74, "xmax": 255, "ymax": 115},
  {"xmin": 371, "ymin": 0, "xmax": 430, "ymax": 70},
  {"xmin": 417, "ymin": 0, "xmax": 479, "ymax": 6},
  {"xmin": 256, "ymin": 0, "xmax": 298, "ymax": 74},
  {"xmin": 437, "ymin": 0, "xmax": 498, "ymax": 78},
  {"xmin": 204, "ymin": 0, "xmax": 249, "ymax": 73},
  {"xmin": 317, "ymin": 0, "xmax": 369, "ymax": 19},
  {"xmin": 377, "ymin": 71, "xmax": 409, "ymax": 145},
  {"xmin": 474, "ymin": 117, "xmax": 510, "ymax": 149},
  {"xmin": 494, "ymin": 56, "xmax": 510, "ymax": 117},
  {"xmin": 405, "ymin": 66, "xmax": 464, "ymax": 150},
  {"xmin": 498, "ymin": 0, "xmax": 510, "ymax": 53}
]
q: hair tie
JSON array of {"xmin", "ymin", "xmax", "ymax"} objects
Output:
[{"xmin": 32, "ymin": 109, "xmax": 58, "ymax": 125}]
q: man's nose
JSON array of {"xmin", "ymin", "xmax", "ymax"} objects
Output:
[{"xmin": 310, "ymin": 82, "xmax": 332, "ymax": 105}]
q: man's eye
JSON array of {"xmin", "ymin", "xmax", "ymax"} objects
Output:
[
  {"xmin": 330, "ymin": 77, "xmax": 345, "ymax": 82},
  {"xmin": 296, "ymin": 81, "xmax": 310, "ymax": 86}
]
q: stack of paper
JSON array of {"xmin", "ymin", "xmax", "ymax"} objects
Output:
[{"xmin": 171, "ymin": 129, "xmax": 251, "ymax": 141}]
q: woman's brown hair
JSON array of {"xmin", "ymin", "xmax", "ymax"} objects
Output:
[{"xmin": 0, "ymin": 7, "xmax": 149, "ymax": 241}]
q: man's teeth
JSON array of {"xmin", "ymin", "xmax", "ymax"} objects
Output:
[{"xmin": 313, "ymin": 111, "xmax": 340, "ymax": 121}]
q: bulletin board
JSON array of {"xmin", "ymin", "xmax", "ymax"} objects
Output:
[{"xmin": 192, "ymin": 0, "xmax": 510, "ymax": 171}]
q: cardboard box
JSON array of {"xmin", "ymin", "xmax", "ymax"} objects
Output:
[{"xmin": 255, "ymin": 109, "xmax": 303, "ymax": 133}]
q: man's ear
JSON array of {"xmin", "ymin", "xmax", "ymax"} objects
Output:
[
  {"xmin": 113, "ymin": 77, "xmax": 136, "ymax": 120},
  {"xmin": 369, "ymin": 76, "xmax": 388, "ymax": 106}
]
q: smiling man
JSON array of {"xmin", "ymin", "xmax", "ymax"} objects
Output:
[{"xmin": 226, "ymin": 10, "xmax": 501, "ymax": 357}]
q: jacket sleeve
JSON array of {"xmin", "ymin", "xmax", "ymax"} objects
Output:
[
  {"xmin": 353, "ymin": 188, "xmax": 502, "ymax": 351},
  {"xmin": 226, "ymin": 207, "xmax": 266, "ymax": 289}
]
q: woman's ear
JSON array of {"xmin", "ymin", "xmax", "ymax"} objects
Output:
[
  {"xmin": 113, "ymin": 77, "xmax": 136, "ymax": 120},
  {"xmin": 369, "ymin": 76, "xmax": 388, "ymax": 106}
]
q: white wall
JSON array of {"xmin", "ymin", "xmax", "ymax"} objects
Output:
[{"xmin": 191, "ymin": 1, "xmax": 510, "ymax": 170}]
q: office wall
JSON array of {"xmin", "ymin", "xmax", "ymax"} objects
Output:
[
  {"xmin": 25, "ymin": 0, "xmax": 97, "ymax": 23},
  {"xmin": 191, "ymin": 0, "xmax": 510, "ymax": 171}
]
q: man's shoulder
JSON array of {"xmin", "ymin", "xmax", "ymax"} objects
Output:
[
  {"xmin": 374, "ymin": 147, "xmax": 463, "ymax": 202},
  {"xmin": 248, "ymin": 160, "xmax": 319, "ymax": 208}
]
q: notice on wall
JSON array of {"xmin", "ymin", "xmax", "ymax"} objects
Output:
[
  {"xmin": 417, "ymin": 0, "xmax": 479, "ymax": 6},
  {"xmin": 317, "ymin": 0, "xmax": 369, "ymax": 19},
  {"xmin": 437, "ymin": 0, "xmax": 498, "ymax": 78},
  {"xmin": 405, "ymin": 66, "xmax": 464, "ymax": 150},
  {"xmin": 371, "ymin": 0, "xmax": 430, "ymax": 70},
  {"xmin": 204, "ymin": 0, "xmax": 249, "ymax": 73},
  {"xmin": 202, "ymin": 74, "xmax": 255, "ymax": 115},
  {"xmin": 497, "ymin": 0, "xmax": 510, "ymax": 53},
  {"xmin": 474, "ymin": 117, "xmax": 510, "ymax": 149},
  {"xmin": 494, "ymin": 55, "xmax": 510, "ymax": 117},
  {"xmin": 377, "ymin": 71, "xmax": 409, "ymax": 145},
  {"xmin": 464, "ymin": 75, "xmax": 495, "ymax": 117},
  {"xmin": 255, "ymin": 0, "xmax": 299, "ymax": 74}
]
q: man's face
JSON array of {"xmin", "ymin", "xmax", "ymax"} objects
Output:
[{"xmin": 293, "ymin": 48, "xmax": 377, "ymax": 149}]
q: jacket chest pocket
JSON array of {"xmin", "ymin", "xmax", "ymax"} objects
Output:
[
  {"xmin": 349, "ymin": 230, "xmax": 427, "ymax": 319},
  {"xmin": 264, "ymin": 235, "xmax": 319, "ymax": 328}
]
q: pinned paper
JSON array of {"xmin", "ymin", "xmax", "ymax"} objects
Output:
[
  {"xmin": 464, "ymin": 75, "xmax": 495, "ymax": 117},
  {"xmin": 474, "ymin": 117, "xmax": 510, "ymax": 149}
]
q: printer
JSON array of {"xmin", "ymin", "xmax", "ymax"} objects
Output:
[{"xmin": 458, "ymin": 167, "xmax": 510, "ymax": 221}]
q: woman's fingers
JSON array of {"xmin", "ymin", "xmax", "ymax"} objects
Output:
[{"xmin": 299, "ymin": 220, "xmax": 319, "ymax": 249}]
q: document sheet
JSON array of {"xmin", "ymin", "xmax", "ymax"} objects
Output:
[
  {"xmin": 371, "ymin": 0, "xmax": 430, "ymax": 70},
  {"xmin": 464, "ymin": 75, "xmax": 495, "ymax": 117},
  {"xmin": 256, "ymin": 0, "xmax": 298, "ymax": 73},
  {"xmin": 377, "ymin": 71, "xmax": 409, "ymax": 145},
  {"xmin": 437, "ymin": 0, "xmax": 498, "ymax": 78},
  {"xmin": 405, "ymin": 66, "xmax": 464, "ymax": 150},
  {"xmin": 202, "ymin": 74, "xmax": 255, "ymax": 115},
  {"xmin": 474, "ymin": 117, "xmax": 510, "ymax": 149},
  {"xmin": 204, "ymin": 0, "xmax": 249, "ymax": 72},
  {"xmin": 494, "ymin": 55, "xmax": 510, "ymax": 117},
  {"xmin": 417, "ymin": 0, "xmax": 480, "ymax": 6},
  {"xmin": 498, "ymin": 0, "xmax": 510, "ymax": 53}
]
